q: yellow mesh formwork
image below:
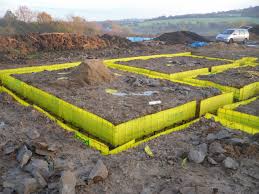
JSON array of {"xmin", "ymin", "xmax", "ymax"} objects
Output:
[
  {"xmin": 199, "ymin": 92, "xmax": 233, "ymax": 116},
  {"xmin": 1, "ymin": 86, "xmax": 201, "ymax": 155},
  {"xmin": 104, "ymin": 54, "xmax": 258, "ymax": 82},
  {"xmin": 1, "ymin": 74, "xmax": 198, "ymax": 147},
  {"xmin": 183, "ymin": 64, "xmax": 259, "ymax": 101},
  {"xmin": 211, "ymin": 57, "xmax": 258, "ymax": 73},
  {"xmin": 215, "ymin": 97, "xmax": 259, "ymax": 132},
  {"xmin": 0, "ymin": 62, "xmax": 81, "ymax": 76}
]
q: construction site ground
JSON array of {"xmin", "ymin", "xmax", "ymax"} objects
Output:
[
  {"xmin": 116, "ymin": 56, "xmax": 229, "ymax": 74},
  {"xmin": 198, "ymin": 66, "xmax": 259, "ymax": 88},
  {"xmin": 0, "ymin": 33, "xmax": 259, "ymax": 193},
  {"xmin": 14, "ymin": 65, "xmax": 220, "ymax": 125}
]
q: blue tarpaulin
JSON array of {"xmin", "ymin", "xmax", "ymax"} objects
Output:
[
  {"xmin": 190, "ymin": 41, "xmax": 208, "ymax": 48},
  {"xmin": 127, "ymin": 37, "xmax": 153, "ymax": 42}
]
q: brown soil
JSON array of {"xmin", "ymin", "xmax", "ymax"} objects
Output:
[
  {"xmin": 191, "ymin": 42, "xmax": 259, "ymax": 60},
  {"xmin": 250, "ymin": 25, "xmax": 259, "ymax": 40},
  {"xmin": 0, "ymin": 33, "xmax": 138, "ymax": 64},
  {"xmin": 198, "ymin": 66, "xmax": 259, "ymax": 88},
  {"xmin": 69, "ymin": 60, "xmax": 114, "ymax": 85},
  {"xmin": 1, "ymin": 93, "xmax": 258, "ymax": 193},
  {"xmin": 14, "ymin": 66, "xmax": 221, "ymax": 125},
  {"xmin": 116, "ymin": 56, "xmax": 229, "ymax": 74},
  {"xmin": 1, "ymin": 38, "xmax": 259, "ymax": 70},
  {"xmin": 235, "ymin": 98, "xmax": 259, "ymax": 116},
  {"xmin": 155, "ymin": 31, "xmax": 208, "ymax": 44}
]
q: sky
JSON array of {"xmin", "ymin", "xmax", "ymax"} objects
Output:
[{"xmin": 0, "ymin": 0, "xmax": 259, "ymax": 21}]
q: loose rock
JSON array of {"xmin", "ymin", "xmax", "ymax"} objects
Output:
[
  {"xmin": 16, "ymin": 145, "xmax": 32, "ymax": 167},
  {"xmin": 188, "ymin": 149, "xmax": 206, "ymax": 164},
  {"xmin": 209, "ymin": 142, "xmax": 226, "ymax": 155},
  {"xmin": 17, "ymin": 178, "xmax": 39, "ymax": 194},
  {"xmin": 26, "ymin": 129, "xmax": 40, "ymax": 140},
  {"xmin": 3, "ymin": 141, "xmax": 17, "ymax": 155},
  {"xmin": 0, "ymin": 121, "xmax": 5, "ymax": 129},
  {"xmin": 59, "ymin": 170, "xmax": 77, "ymax": 194},
  {"xmin": 32, "ymin": 169, "xmax": 48, "ymax": 188},
  {"xmin": 215, "ymin": 130, "xmax": 232, "ymax": 140},
  {"xmin": 208, "ymin": 157, "xmax": 218, "ymax": 165},
  {"xmin": 206, "ymin": 133, "xmax": 217, "ymax": 142},
  {"xmin": 223, "ymin": 157, "xmax": 239, "ymax": 170},
  {"xmin": 89, "ymin": 159, "xmax": 109, "ymax": 182},
  {"xmin": 24, "ymin": 159, "xmax": 50, "ymax": 179}
]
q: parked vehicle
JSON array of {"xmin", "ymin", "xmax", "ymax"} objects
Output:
[{"xmin": 216, "ymin": 28, "xmax": 249, "ymax": 43}]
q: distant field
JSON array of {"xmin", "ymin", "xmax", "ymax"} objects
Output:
[
  {"xmin": 125, "ymin": 17, "xmax": 259, "ymax": 35},
  {"xmin": 129, "ymin": 17, "xmax": 259, "ymax": 27}
]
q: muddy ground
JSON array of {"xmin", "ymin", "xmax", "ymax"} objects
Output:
[
  {"xmin": 191, "ymin": 42, "xmax": 259, "ymax": 60},
  {"xmin": 1, "ymin": 92, "xmax": 259, "ymax": 193},
  {"xmin": 1, "ymin": 41, "xmax": 259, "ymax": 71},
  {"xmin": 198, "ymin": 66, "xmax": 259, "ymax": 88},
  {"xmin": 14, "ymin": 65, "xmax": 220, "ymax": 125},
  {"xmin": 236, "ymin": 98, "xmax": 259, "ymax": 117},
  {"xmin": 1, "ymin": 34, "xmax": 259, "ymax": 194},
  {"xmin": 116, "ymin": 56, "xmax": 229, "ymax": 74}
]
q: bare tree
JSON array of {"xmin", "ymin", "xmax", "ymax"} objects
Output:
[
  {"xmin": 4, "ymin": 10, "xmax": 17, "ymax": 21},
  {"xmin": 68, "ymin": 16, "xmax": 86, "ymax": 34},
  {"xmin": 37, "ymin": 12, "xmax": 52, "ymax": 23},
  {"xmin": 15, "ymin": 6, "xmax": 35, "ymax": 22}
]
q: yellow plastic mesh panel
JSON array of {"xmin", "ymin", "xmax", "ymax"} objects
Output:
[
  {"xmin": 109, "ymin": 118, "xmax": 200, "ymax": 154},
  {"xmin": 184, "ymin": 78, "xmax": 253, "ymax": 100},
  {"xmin": 223, "ymin": 97, "xmax": 258, "ymax": 110},
  {"xmin": 1, "ymin": 75, "xmax": 116, "ymax": 145},
  {"xmin": 0, "ymin": 62, "xmax": 81, "ymax": 75},
  {"xmin": 239, "ymin": 82, "xmax": 259, "ymax": 100},
  {"xmin": 104, "ymin": 53, "xmax": 236, "ymax": 81},
  {"xmin": 105, "ymin": 61, "xmax": 170, "ymax": 80},
  {"xmin": 211, "ymin": 57, "xmax": 258, "ymax": 73},
  {"xmin": 170, "ymin": 68, "xmax": 208, "ymax": 80},
  {"xmin": 114, "ymin": 101, "xmax": 196, "ymax": 146},
  {"xmin": 205, "ymin": 113, "xmax": 258, "ymax": 134},
  {"xmin": 106, "ymin": 52, "xmax": 192, "ymax": 63},
  {"xmin": 187, "ymin": 55, "xmax": 234, "ymax": 62},
  {"xmin": 199, "ymin": 92, "xmax": 234, "ymax": 116},
  {"xmin": 0, "ymin": 86, "xmax": 111, "ymax": 154},
  {"xmin": 217, "ymin": 108, "xmax": 259, "ymax": 132},
  {"xmin": 1, "ymin": 74, "xmax": 198, "ymax": 146}
]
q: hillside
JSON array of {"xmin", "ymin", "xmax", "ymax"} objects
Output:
[{"xmin": 122, "ymin": 6, "xmax": 259, "ymax": 35}]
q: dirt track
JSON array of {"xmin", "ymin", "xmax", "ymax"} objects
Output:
[{"xmin": 1, "ymin": 93, "xmax": 258, "ymax": 193}]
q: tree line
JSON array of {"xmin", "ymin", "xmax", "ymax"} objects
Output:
[{"xmin": 0, "ymin": 6, "xmax": 131, "ymax": 36}]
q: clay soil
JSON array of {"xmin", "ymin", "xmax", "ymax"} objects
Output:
[
  {"xmin": 15, "ymin": 65, "xmax": 221, "ymax": 125},
  {"xmin": 198, "ymin": 66, "xmax": 259, "ymax": 89},
  {"xmin": 235, "ymin": 98, "xmax": 259, "ymax": 117},
  {"xmin": 1, "ymin": 92, "xmax": 259, "ymax": 193},
  {"xmin": 116, "ymin": 56, "xmax": 230, "ymax": 74}
]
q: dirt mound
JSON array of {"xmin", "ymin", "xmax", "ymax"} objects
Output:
[
  {"xmin": 69, "ymin": 59, "xmax": 114, "ymax": 85},
  {"xmin": 101, "ymin": 34, "xmax": 138, "ymax": 48},
  {"xmin": 0, "ymin": 33, "xmax": 136, "ymax": 58},
  {"xmin": 249, "ymin": 25, "xmax": 259, "ymax": 40},
  {"xmin": 205, "ymin": 42, "xmax": 246, "ymax": 50},
  {"xmin": 155, "ymin": 31, "xmax": 208, "ymax": 44},
  {"xmin": 33, "ymin": 33, "xmax": 108, "ymax": 51}
]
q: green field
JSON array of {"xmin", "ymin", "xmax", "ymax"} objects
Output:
[{"xmin": 125, "ymin": 17, "xmax": 259, "ymax": 35}]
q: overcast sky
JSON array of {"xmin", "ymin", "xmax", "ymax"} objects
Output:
[{"xmin": 0, "ymin": 0, "xmax": 258, "ymax": 21}]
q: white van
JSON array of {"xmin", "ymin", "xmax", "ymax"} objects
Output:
[{"xmin": 216, "ymin": 28, "xmax": 249, "ymax": 44}]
